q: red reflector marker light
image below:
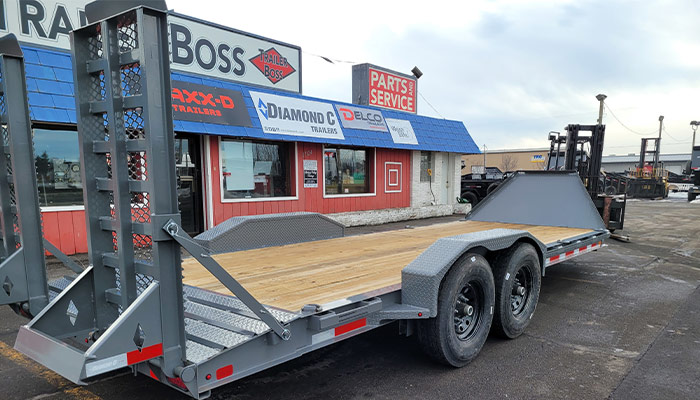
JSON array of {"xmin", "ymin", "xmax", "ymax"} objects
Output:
[
  {"xmin": 335, "ymin": 318, "xmax": 367, "ymax": 336},
  {"xmin": 216, "ymin": 365, "xmax": 233, "ymax": 380}
]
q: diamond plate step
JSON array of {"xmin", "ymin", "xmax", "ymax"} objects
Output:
[
  {"xmin": 183, "ymin": 285, "xmax": 298, "ymax": 323},
  {"xmin": 185, "ymin": 318, "xmax": 250, "ymax": 349},
  {"xmin": 48, "ymin": 276, "xmax": 75, "ymax": 302},
  {"xmin": 185, "ymin": 340, "xmax": 218, "ymax": 364}
]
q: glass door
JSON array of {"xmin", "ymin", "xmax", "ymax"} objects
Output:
[{"xmin": 175, "ymin": 134, "xmax": 204, "ymax": 235}]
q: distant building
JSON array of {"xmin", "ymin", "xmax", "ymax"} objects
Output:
[
  {"xmin": 602, "ymin": 154, "xmax": 690, "ymax": 175},
  {"xmin": 461, "ymin": 148, "xmax": 549, "ymax": 174}
]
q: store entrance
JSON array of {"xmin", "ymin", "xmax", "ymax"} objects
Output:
[{"xmin": 175, "ymin": 133, "xmax": 204, "ymax": 235}]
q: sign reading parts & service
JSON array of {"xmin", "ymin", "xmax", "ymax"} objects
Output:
[
  {"xmin": 334, "ymin": 104, "xmax": 388, "ymax": 132},
  {"xmin": 250, "ymin": 91, "xmax": 345, "ymax": 141},
  {"xmin": 171, "ymin": 81, "xmax": 252, "ymax": 126}
]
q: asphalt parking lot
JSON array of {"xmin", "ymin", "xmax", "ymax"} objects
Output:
[{"xmin": 1, "ymin": 198, "xmax": 699, "ymax": 400}]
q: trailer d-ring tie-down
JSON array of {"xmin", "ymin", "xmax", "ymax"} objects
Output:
[{"xmin": 162, "ymin": 219, "xmax": 291, "ymax": 341}]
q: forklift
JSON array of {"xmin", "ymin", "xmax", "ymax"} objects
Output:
[
  {"xmin": 627, "ymin": 118, "xmax": 669, "ymax": 199},
  {"xmin": 546, "ymin": 94, "xmax": 626, "ymax": 232}
]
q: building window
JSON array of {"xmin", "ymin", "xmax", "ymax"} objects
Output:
[
  {"xmin": 220, "ymin": 139, "xmax": 293, "ymax": 199},
  {"xmin": 33, "ymin": 129, "xmax": 84, "ymax": 207},
  {"xmin": 324, "ymin": 147, "xmax": 371, "ymax": 195},
  {"xmin": 420, "ymin": 151, "xmax": 432, "ymax": 182}
]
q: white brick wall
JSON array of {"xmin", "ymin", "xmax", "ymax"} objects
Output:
[{"xmin": 411, "ymin": 151, "xmax": 462, "ymax": 207}]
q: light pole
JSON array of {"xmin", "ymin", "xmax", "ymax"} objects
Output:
[
  {"xmin": 691, "ymin": 121, "xmax": 699, "ymax": 149},
  {"xmin": 596, "ymin": 94, "xmax": 607, "ymax": 125}
]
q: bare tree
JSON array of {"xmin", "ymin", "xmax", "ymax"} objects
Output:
[{"xmin": 501, "ymin": 154, "xmax": 518, "ymax": 172}]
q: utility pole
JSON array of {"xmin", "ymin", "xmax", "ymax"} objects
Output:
[
  {"xmin": 655, "ymin": 115, "xmax": 664, "ymax": 170},
  {"xmin": 596, "ymin": 94, "xmax": 607, "ymax": 125},
  {"xmin": 691, "ymin": 121, "xmax": 698, "ymax": 149},
  {"xmin": 483, "ymin": 144, "xmax": 487, "ymax": 172}
]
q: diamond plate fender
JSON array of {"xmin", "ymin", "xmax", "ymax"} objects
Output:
[
  {"xmin": 401, "ymin": 229, "xmax": 546, "ymax": 317},
  {"xmin": 194, "ymin": 212, "xmax": 344, "ymax": 254}
]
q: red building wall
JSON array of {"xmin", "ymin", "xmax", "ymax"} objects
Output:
[
  {"xmin": 42, "ymin": 209, "xmax": 88, "ymax": 256},
  {"xmin": 208, "ymin": 137, "xmax": 412, "ymax": 225},
  {"xmin": 40, "ymin": 137, "xmax": 413, "ymax": 256}
]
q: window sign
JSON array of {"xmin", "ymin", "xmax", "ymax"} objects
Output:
[{"xmin": 303, "ymin": 159, "xmax": 318, "ymax": 188}]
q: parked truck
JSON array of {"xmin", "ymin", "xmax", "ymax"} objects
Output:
[
  {"xmin": 1, "ymin": 3, "xmax": 610, "ymax": 398},
  {"xmin": 689, "ymin": 145, "xmax": 700, "ymax": 201}
]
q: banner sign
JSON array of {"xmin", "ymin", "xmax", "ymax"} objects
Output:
[
  {"xmin": 171, "ymin": 81, "xmax": 252, "ymax": 126},
  {"xmin": 250, "ymin": 91, "xmax": 345, "ymax": 140},
  {"xmin": 1, "ymin": 1, "xmax": 302, "ymax": 93},
  {"xmin": 334, "ymin": 104, "xmax": 388, "ymax": 132},
  {"xmin": 385, "ymin": 118, "xmax": 418, "ymax": 145},
  {"xmin": 168, "ymin": 14, "xmax": 301, "ymax": 93},
  {"xmin": 352, "ymin": 63, "xmax": 417, "ymax": 114}
]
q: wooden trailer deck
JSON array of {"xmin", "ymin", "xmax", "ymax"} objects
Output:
[{"xmin": 181, "ymin": 220, "xmax": 593, "ymax": 312}]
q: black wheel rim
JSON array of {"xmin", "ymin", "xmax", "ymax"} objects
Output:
[
  {"xmin": 453, "ymin": 281, "xmax": 484, "ymax": 341},
  {"xmin": 510, "ymin": 265, "xmax": 532, "ymax": 316}
]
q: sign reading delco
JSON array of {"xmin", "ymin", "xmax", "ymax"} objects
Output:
[
  {"xmin": 334, "ymin": 104, "xmax": 388, "ymax": 132},
  {"xmin": 251, "ymin": 91, "xmax": 344, "ymax": 141},
  {"xmin": 352, "ymin": 64, "xmax": 417, "ymax": 114},
  {"xmin": 0, "ymin": 1, "xmax": 302, "ymax": 93},
  {"xmin": 171, "ymin": 81, "xmax": 252, "ymax": 127},
  {"xmin": 0, "ymin": 0, "xmax": 88, "ymax": 49}
]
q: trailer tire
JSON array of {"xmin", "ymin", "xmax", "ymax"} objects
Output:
[
  {"xmin": 462, "ymin": 191, "xmax": 479, "ymax": 206},
  {"xmin": 486, "ymin": 183, "xmax": 500, "ymax": 194},
  {"xmin": 690, "ymin": 192, "xmax": 697, "ymax": 202},
  {"xmin": 491, "ymin": 243, "xmax": 541, "ymax": 339},
  {"xmin": 417, "ymin": 253, "xmax": 495, "ymax": 367}
]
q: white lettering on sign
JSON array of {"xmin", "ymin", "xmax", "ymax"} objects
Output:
[
  {"xmin": 250, "ymin": 91, "xmax": 345, "ymax": 140},
  {"xmin": 368, "ymin": 67, "xmax": 416, "ymax": 113},
  {"xmin": 385, "ymin": 118, "xmax": 418, "ymax": 145}
]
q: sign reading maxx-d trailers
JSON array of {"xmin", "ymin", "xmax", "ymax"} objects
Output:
[
  {"xmin": 250, "ymin": 91, "xmax": 344, "ymax": 141},
  {"xmin": 171, "ymin": 80, "xmax": 252, "ymax": 126},
  {"xmin": 352, "ymin": 63, "xmax": 417, "ymax": 114},
  {"xmin": 0, "ymin": 1, "xmax": 302, "ymax": 93}
]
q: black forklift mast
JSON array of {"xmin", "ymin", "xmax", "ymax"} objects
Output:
[{"xmin": 546, "ymin": 123, "xmax": 626, "ymax": 232}]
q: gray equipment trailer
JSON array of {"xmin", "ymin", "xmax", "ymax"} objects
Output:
[{"xmin": 10, "ymin": 2, "xmax": 609, "ymax": 398}]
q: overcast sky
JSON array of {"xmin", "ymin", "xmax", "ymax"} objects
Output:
[{"xmin": 169, "ymin": 0, "xmax": 700, "ymax": 155}]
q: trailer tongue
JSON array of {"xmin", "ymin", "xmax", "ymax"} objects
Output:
[{"xmin": 12, "ymin": 2, "xmax": 609, "ymax": 398}]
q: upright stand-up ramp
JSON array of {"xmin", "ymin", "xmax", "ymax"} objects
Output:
[{"xmin": 0, "ymin": 34, "xmax": 50, "ymax": 317}]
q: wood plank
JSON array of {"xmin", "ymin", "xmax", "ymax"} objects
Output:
[{"xmin": 182, "ymin": 220, "xmax": 593, "ymax": 311}]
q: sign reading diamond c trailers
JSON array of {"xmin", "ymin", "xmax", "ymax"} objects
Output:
[
  {"xmin": 168, "ymin": 14, "xmax": 301, "ymax": 93},
  {"xmin": 334, "ymin": 104, "xmax": 388, "ymax": 132},
  {"xmin": 250, "ymin": 91, "xmax": 344, "ymax": 140},
  {"xmin": 171, "ymin": 81, "xmax": 252, "ymax": 126},
  {"xmin": 0, "ymin": 1, "xmax": 302, "ymax": 93},
  {"xmin": 352, "ymin": 63, "xmax": 417, "ymax": 114}
]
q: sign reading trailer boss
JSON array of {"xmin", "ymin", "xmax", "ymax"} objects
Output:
[
  {"xmin": 171, "ymin": 81, "xmax": 252, "ymax": 126},
  {"xmin": 250, "ymin": 91, "xmax": 344, "ymax": 140},
  {"xmin": 168, "ymin": 14, "xmax": 301, "ymax": 93}
]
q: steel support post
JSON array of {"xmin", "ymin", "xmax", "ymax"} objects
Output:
[{"xmin": 0, "ymin": 34, "xmax": 49, "ymax": 316}]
